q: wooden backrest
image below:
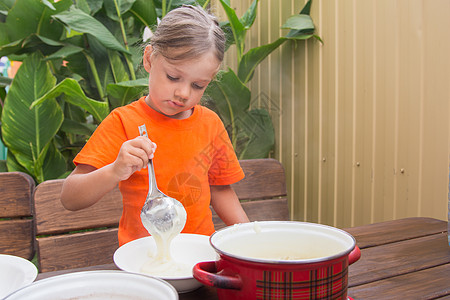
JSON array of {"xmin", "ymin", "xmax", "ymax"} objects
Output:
[
  {"xmin": 33, "ymin": 180, "xmax": 122, "ymax": 272},
  {"xmin": 213, "ymin": 158, "xmax": 289, "ymax": 230},
  {"xmin": 0, "ymin": 172, "xmax": 35, "ymax": 260}
]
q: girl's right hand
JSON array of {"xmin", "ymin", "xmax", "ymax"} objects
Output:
[{"xmin": 111, "ymin": 136, "xmax": 157, "ymax": 181}]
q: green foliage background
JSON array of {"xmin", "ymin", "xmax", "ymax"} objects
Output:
[{"xmin": 0, "ymin": 0, "xmax": 317, "ymax": 183}]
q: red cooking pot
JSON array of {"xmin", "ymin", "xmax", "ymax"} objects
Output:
[{"xmin": 193, "ymin": 221, "xmax": 360, "ymax": 300}]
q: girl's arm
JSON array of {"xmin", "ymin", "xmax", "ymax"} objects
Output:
[
  {"xmin": 61, "ymin": 136, "xmax": 156, "ymax": 211},
  {"xmin": 210, "ymin": 185, "xmax": 249, "ymax": 225}
]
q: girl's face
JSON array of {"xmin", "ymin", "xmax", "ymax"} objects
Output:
[{"xmin": 143, "ymin": 46, "xmax": 220, "ymax": 120}]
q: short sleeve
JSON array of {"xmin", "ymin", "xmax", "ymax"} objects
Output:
[{"xmin": 208, "ymin": 124, "xmax": 244, "ymax": 185}]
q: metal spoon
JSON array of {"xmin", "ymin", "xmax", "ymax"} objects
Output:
[{"xmin": 138, "ymin": 125, "xmax": 187, "ymax": 244}]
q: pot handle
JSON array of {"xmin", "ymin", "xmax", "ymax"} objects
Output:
[
  {"xmin": 193, "ymin": 261, "xmax": 243, "ymax": 290},
  {"xmin": 349, "ymin": 245, "xmax": 361, "ymax": 265}
]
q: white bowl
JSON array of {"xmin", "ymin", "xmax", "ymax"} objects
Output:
[
  {"xmin": 0, "ymin": 254, "xmax": 38, "ymax": 298},
  {"xmin": 4, "ymin": 270, "xmax": 178, "ymax": 300},
  {"xmin": 114, "ymin": 233, "xmax": 216, "ymax": 293}
]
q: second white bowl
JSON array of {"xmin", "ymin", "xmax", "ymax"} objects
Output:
[{"xmin": 114, "ymin": 233, "xmax": 216, "ymax": 293}]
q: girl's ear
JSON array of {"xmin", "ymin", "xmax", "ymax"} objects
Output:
[{"xmin": 143, "ymin": 45, "xmax": 153, "ymax": 72}]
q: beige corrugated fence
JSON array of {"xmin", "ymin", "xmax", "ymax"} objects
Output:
[{"xmin": 212, "ymin": 0, "xmax": 450, "ymax": 228}]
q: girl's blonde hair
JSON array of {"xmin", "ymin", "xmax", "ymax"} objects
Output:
[{"xmin": 149, "ymin": 5, "xmax": 226, "ymax": 62}]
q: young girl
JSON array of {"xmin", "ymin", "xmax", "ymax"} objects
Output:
[{"xmin": 60, "ymin": 5, "xmax": 249, "ymax": 246}]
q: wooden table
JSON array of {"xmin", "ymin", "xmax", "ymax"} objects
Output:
[{"xmin": 37, "ymin": 217, "xmax": 449, "ymax": 299}]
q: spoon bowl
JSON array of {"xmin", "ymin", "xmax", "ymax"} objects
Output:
[
  {"xmin": 138, "ymin": 124, "xmax": 187, "ymax": 245},
  {"xmin": 140, "ymin": 160, "xmax": 187, "ymax": 236}
]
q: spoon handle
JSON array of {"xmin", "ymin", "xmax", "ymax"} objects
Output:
[
  {"xmin": 138, "ymin": 124, "xmax": 158, "ymax": 202},
  {"xmin": 147, "ymin": 160, "xmax": 159, "ymax": 200}
]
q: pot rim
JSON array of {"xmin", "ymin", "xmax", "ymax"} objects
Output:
[{"xmin": 210, "ymin": 221, "xmax": 356, "ymax": 265}]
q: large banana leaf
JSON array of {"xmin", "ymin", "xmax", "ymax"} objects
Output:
[
  {"xmin": 1, "ymin": 52, "xmax": 65, "ymax": 181},
  {"xmin": 129, "ymin": 0, "xmax": 157, "ymax": 27},
  {"xmin": 3, "ymin": 0, "xmax": 71, "ymax": 42},
  {"xmin": 205, "ymin": 69, "xmax": 250, "ymax": 127},
  {"xmin": 53, "ymin": 6, "xmax": 130, "ymax": 54},
  {"xmin": 237, "ymin": 38, "xmax": 286, "ymax": 84},
  {"xmin": 31, "ymin": 78, "xmax": 109, "ymax": 122}
]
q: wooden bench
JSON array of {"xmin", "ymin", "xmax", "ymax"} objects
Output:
[
  {"xmin": 0, "ymin": 172, "xmax": 35, "ymax": 260},
  {"xmin": 33, "ymin": 158, "xmax": 289, "ymax": 272}
]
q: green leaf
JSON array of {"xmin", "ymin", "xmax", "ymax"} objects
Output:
[
  {"xmin": 4, "ymin": 0, "xmax": 72, "ymax": 42},
  {"xmin": 41, "ymin": 141, "xmax": 67, "ymax": 182},
  {"xmin": 238, "ymin": 37, "xmax": 286, "ymax": 84},
  {"xmin": 0, "ymin": 160, "xmax": 7, "ymax": 172},
  {"xmin": 31, "ymin": 78, "xmax": 109, "ymax": 122},
  {"xmin": 284, "ymin": 0, "xmax": 316, "ymax": 39},
  {"xmin": 107, "ymin": 78, "xmax": 148, "ymax": 108},
  {"xmin": 0, "ymin": 23, "xmax": 9, "ymax": 46},
  {"xmin": 1, "ymin": 52, "xmax": 64, "ymax": 179},
  {"xmin": 45, "ymin": 44, "xmax": 84, "ymax": 60},
  {"xmin": 236, "ymin": 109, "xmax": 274, "ymax": 159},
  {"xmin": 219, "ymin": 21, "xmax": 235, "ymax": 52},
  {"xmin": 42, "ymin": 0, "xmax": 56, "ymax": 11},
  {"xmin": 74, "ymin": 0, "xmax": 91, "ymax": 14},
  {"xmin": 282, "ymin": 14, "xmax": 314, "ymax": 31},
  {"xmin": 219, "ymin": 0, "xmax": 246, "ymax": 60},
  {"xmin": 104, "ymin": 0, "xmax": 136, "ymax": 21},
  {"xmin": 0, "ymin": 75, "xmax": 12, "ymax": 87},
  {"xmin": 240, "ymin": 0, "xmax": 258, "ymax": 29},
  {"xmin": 34, "ymin": 35, "xmax": 64, "ymax": 47},
  {"xmin": 6, "ymin": 152, "xmax": 30, "ymax": 174},
  {"xmin": 205, "ymin": 69, "xmax": 250, "ymax": 145},
  {"xmin": 0, "ymin": 0, "xmax": 15, "ymax": 13},
  {"xmin": 129, "ymin": 0, "xmax": 157, "ymax": 27},
  {"xmin": 61, "ymin": 119, "xmax": 95, "ymax": 137},
  {"xmin": 108, "ymin": 50, "xmax": 130, "ymax": 84},
  {"xmin": 53, "ymin": 6, "xmax": 130, "ymax": 54},
  {"xmin": 84, "ymin": 0, "xmax": 103, "ymax": 15},
  {"xmin": 0, "ymin": 86, "xmax": 5, "ymax": 104},
  {"xmin": 0, "ymin": 38, "xmax": 25, "ymax": 57},
  {"xmin": 300, "ymin": 0, "xmax": 312, "ymax": 15}
]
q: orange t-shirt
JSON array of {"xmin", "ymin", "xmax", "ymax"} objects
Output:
[{"xmin": 74, "ymin": 97, "xmax": 244, "ymax": 245}]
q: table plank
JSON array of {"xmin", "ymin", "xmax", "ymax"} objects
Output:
[
  {"xmin": 344, "ymin": 217, "xmax": 447, "ymax": 249},
  {"xmin": 349, "ymin": 232, "xmax": 450, "ymax": 287},
  {"xmin": 179, "ymin": 286, "xmax": 218, "ymax": 300},
  {"xmin": 348, "ymin": 264, "xmax": 450, "ymax": 300}
]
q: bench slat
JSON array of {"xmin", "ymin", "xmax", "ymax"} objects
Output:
[
  {"xmin": 0, "ymin": 219, "xmax": 35, "ymax": 260},
  {"xmin": 36, "ymin": 229, "xmax": 119, "ymax": 272},
  {"xmin": 0, "ymin": 172, "xmax": 35, "ymax": 260},
  {"xmin": 233, "ymin": 159, "xmax": 287, "ymax": 200},
  {"xmin": 212, "ymin": 198, "xmax": 289, "ymax": 230},
  {"xmin": 34, "ymin": 180, "xmax": 123, "ymax": 235},
  {"xmin": 0, "ymin": 172, "xmax": 34, "ymax": 217}
]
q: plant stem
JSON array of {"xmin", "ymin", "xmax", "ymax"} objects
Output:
[
  {"xmin": 203, "ymin": 0, "xmax": 211, "ymax": 9},
  {"xmin": 162, "ymin": 0, "xmax": 167, "ymax": 17},
  {"xmin": 217, "ymin": 83, "xmax": 237, "ymax": 148},
  {"xmin": 113, "ymin": 0, "xmax": 136, "ymax": 80},
  {"xmin": 83, "ymin": 52, "xmax": 105, "ymax": 101}
]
